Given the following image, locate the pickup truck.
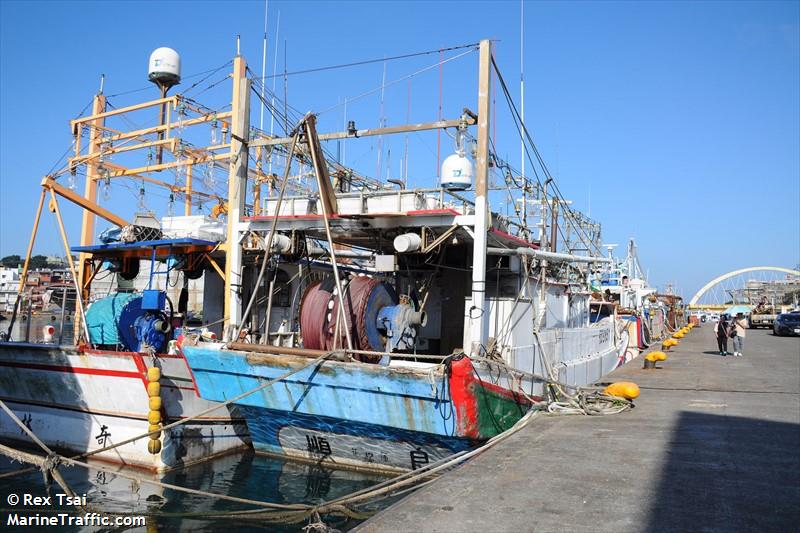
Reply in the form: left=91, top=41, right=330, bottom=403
left=749, top=310, right=776, bottom=328
left=750, top=303, right=789, bottom=329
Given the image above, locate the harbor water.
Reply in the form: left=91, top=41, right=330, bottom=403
left=0, top=448, right=395, bottom=531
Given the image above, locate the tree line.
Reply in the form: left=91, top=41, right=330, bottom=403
left=0, top=255, right=67, bottom=269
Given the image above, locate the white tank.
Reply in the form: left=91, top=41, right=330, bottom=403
left=148, top=47, right=181, bottom=87
left=440, top=153, right=474, bottom=190
left=393, top=233, right=422, bottom=253
left=264, top=233, right=292, bottom=254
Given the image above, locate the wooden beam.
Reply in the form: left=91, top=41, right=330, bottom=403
left=224, top=56, right=249, bottom=335
left=250, top=116, right=476, bottom=148
left=304, top=114, right=338, bottom=215
left=106, top=111, right=232, bottom=144
left=469, top=39, right=492, bottom=355
left=49, top=190, right=92, bottom=345
left=184, top=164, right=193, bottom=215
left=68, top=138, right=175, bottom=166
left=204, top=253, right=225, bottom=280
left=5, top=189, right=47, bottom=338
left=43, top=177, right=129, bottom=227
left=102, top=152, right=229, bottom=178
left=78, top=94, right=106, bottom=317
left=97, top=162, right=222, bottom=202
left=70, top=96, right=178, bottom=127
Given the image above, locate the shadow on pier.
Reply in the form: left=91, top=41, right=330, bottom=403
left=645, top=411, right=800, bottom=532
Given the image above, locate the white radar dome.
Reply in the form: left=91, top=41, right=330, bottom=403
left=148, top=47, right=181, bottom=88
left=440, top=153, right=474, bottom=190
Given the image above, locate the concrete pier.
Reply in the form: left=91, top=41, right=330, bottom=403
left=358, top=326, right=800, bottom=532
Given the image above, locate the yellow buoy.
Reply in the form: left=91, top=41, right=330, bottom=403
left=147, top=382, right=161, bottom=397
left=147, top=438, right=162, bottom=455
left=147, top=367, right=161, bottom=382
left=148, top=424, right=161, bottom=440
left=148, top=410, right=161, bottom=425
left=646, top=350, right=667, bottom=362
left=604, top=381, right=640, bottom=400
left=148, top=396, right=162, bottom=411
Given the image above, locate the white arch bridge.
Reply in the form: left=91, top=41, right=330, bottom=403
left=688, top=266, right=800, bottom=310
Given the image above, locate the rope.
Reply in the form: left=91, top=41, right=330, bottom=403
left=254, top=42, right=479, bottom=81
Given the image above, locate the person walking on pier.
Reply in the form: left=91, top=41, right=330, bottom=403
left=731, top=313, right=747, bottom=356
left=715, top=314, right=731, bottom=356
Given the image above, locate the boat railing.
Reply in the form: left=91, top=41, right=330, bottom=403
left=3, top=286, right=76, bottom=345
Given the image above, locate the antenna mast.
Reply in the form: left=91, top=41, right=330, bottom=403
left=520, top=0, right=527, bottom=229
left=259, top=0, right=269, bottom=131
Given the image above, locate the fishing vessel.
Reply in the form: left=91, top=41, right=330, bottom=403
left=2, top=39, right=638, bottom=475
left=176, top=39, right=631, bottom=472
left=596, top=239, right=686, bottom=355
left=0, top=48, right=253, bottom=472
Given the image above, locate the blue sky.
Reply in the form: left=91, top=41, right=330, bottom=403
left=1, top=0, right=798, bottom=299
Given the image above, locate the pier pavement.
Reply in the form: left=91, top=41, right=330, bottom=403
left=358, top=326, right=800, bottom=532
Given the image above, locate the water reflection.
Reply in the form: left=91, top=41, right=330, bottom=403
left=0, top=449, right=394, bottom=532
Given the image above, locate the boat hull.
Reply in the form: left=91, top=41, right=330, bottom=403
left=182, top=343, right=531, bottom=473
left=0, top=342, right=250, bottom=472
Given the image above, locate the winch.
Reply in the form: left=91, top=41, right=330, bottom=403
left=85, top=290, right=171, bottom=352
left=299, top=276, right=426, bottom=362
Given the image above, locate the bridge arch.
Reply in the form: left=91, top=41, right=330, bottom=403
left=689, top=266, right=800, bottom=306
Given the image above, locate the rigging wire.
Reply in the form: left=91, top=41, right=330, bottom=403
left=106, top=61, right=234, bottom=98
left=251, top=42, right=479, bottom=81
left=491, top=57, right=603, bottom=256
left=44, top=97, right=97, bottom=177
left=317, top=47, right=477, bottom=117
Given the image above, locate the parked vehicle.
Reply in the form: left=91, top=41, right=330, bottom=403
left=750, top=301, right=778, bottom=329
left=773, top=311, right=800, bottom=337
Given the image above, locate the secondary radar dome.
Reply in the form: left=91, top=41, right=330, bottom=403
left=148, top=47, right=181, bottom=88
left=440, top=153, right=474, bottom=190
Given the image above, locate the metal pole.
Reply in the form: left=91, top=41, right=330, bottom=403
left=156, top=85, right=167, bottom=164
left=24, top=296, right=32, bottom=342
left=469, top=39, right=492, bottom=355
left=58, top=287, right=67, bottom=344
left=233, top=130, right=300, bottom=343
left=263, top=278, right=275, bottom=344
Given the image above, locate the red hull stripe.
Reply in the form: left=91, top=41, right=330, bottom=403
left=82, top=348, right=182, bottom=359
left=0, top=360, right=142, bottom=380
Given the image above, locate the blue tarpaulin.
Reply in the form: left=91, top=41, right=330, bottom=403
left=724, top=304, right=752, bottom=317
left=85, top=293, right=138, bottom=345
